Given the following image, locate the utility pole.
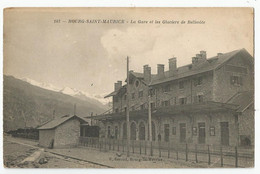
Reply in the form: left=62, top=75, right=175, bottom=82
left=74, top=103, right=76, bottom=115
left=91, top=112, right=93, bottom=126
left=53, top=110, right=55, bottom=120
left=148, top=93, right=152, bottom=142
left=126, top=56, right=130, bottom=157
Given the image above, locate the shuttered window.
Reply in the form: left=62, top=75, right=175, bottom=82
left=179, top=97, right=187, bottom=105
left=194, top=76, right=203, bottom=86
left=230, top=76, right=243, bottom=86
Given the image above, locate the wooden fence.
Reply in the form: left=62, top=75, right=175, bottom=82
left=78, top=137, right=254, bottom=168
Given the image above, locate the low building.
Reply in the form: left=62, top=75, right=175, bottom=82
left=92, top=48, right=254, bottom=147
left=38, top=115, right=88, bottom=148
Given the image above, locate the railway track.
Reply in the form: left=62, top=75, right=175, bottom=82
left=47, top=150, right=114, bottom=168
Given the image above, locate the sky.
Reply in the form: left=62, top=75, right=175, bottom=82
left=3, top=8, right=254, bottom=97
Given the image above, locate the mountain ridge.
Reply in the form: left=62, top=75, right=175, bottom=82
left=21, top=77, right=110, bottom=105
left=3, top=75, right=108, bottom=131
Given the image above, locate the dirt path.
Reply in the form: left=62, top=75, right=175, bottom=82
left=3, top=136, right=107, bottom=168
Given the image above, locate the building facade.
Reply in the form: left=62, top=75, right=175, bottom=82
left=38, top=115, right=88, bottom=148
left=94, top=49, right=254, bottom=147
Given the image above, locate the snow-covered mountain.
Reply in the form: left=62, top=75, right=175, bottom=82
left=20, top=77, right=110, bottom=105
left=59, top=87, right=111, bottom=105
left=59, top=87, right=81, bottom=96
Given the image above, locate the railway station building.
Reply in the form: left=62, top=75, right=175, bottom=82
left=93, top=49, right=254, bottom=147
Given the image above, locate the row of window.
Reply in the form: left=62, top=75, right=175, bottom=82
left=130, top=91, right=143, bottom=100
left=164, top=122, right=217, bottom=143
left=114, top=91, right=144, bottom=103
left=115, top=95, right=204, bottom=113
left=162, top=95, right=204, bottom=106
left=156, top=75, right=243, bottom=93
left=114, top=75, right=242, bottom=103
left=159, top=77, right=203, bottom=93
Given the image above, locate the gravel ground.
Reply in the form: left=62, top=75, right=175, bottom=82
left=3, top=141, right=38, bottom=168
left=4, top=136, right=252, bottom=168
left=3, top=136, right=106, bottom=168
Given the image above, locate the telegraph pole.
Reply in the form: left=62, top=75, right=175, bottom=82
left=53, top=110, right=55, bottom=120
left=126, top=56, right=130, bottom=157
left=91, top=112, right=93, bottom=126
left=148, top=94, right=152, bottom=142
left=74, top=103, right=76, bottom=115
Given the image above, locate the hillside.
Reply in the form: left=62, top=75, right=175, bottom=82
left=3, top=75, right=107, bottom=131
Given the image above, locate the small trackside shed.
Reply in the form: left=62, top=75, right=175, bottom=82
left=37, top=115, right=88, bottom=148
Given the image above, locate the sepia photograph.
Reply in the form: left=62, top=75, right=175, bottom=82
left=2, top=7, right=254, bottom=168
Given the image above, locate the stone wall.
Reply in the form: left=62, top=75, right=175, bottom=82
left=39, top=129, right=55, bottom=148
left=113, top=78, right=149, bottom=112
left=54, top=118, right=81, bottom=148
left=151, top=71, right=214, bottom=106
left=158, top=112, right=239, bottom=146
left=238, top=104, right=254, bottom=146
left=213, top=54, right=254, bottom=102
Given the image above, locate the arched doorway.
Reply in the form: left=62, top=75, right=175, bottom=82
left=139, top=122, right=146, bottom=140
left=122, top=123, right=127, bottom=139
left=130, top=122, right=137, bottom=140
left=152, top=121, right=156, bottom=141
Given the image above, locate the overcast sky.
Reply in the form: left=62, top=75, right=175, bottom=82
left=4, top=8, right=253, bottom=97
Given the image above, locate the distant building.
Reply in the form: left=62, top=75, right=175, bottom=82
left=38, top=115, right=88, bottom=148
left=93, top=49, right=254, bottom=147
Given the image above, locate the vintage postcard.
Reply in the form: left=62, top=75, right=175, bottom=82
left=3, top=7, right=254, bottom=168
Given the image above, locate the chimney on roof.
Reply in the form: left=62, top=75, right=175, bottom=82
left=200, top=51, right=207, bottom=60
left=157, top=64, right=165, bottom=79
left=169, top=57, right=177, bottom=77
left=217, top=53, right=223, bottom=57
left=114, top=81, right=122, bottom=91
left=192, top=57, right=199, bottom=64
left=143, top=65, right=151, bottom=83
left=196, top=54, right=202, bottom=59
left=192, top=51, right=207, bottom=65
